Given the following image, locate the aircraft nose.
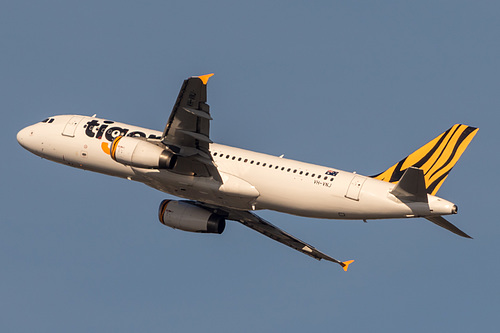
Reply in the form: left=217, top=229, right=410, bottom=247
left=17, top=127, right=27, bottom=146
left=17, top=126, right=35, bottom=151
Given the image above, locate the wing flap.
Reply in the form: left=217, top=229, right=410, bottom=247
left=183, top=107, right=213, bottom=120
left=177, top=129, right=213, bottom=143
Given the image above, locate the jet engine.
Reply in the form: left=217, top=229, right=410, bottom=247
left=158, top=200, right=226, bottom=234
left=110, top=136, right=177, bottom=169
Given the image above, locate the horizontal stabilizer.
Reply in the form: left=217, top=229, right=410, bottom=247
left=425, top=216, right=472, bottom=238
left=390, top=167, right=428, bottom=202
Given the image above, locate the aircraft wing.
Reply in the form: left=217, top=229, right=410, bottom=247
left=193, top=202, right=353, bottom=270
left=161, top=74, right=220, bottom=180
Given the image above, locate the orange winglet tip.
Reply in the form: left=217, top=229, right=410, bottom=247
left=341, top=260, right=354, bottom=271
left=197, top=73, right=214, bottom=85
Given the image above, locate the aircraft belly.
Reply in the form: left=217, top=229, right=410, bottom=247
left=345, top=178, right=416, bottom=219
left=253, top=173, right=415, bottom=220
left=218, top=172, right=259, bottom=198
left=139, top=170, right=259, bottom=211
left=251, top=174, right=343, bottom=218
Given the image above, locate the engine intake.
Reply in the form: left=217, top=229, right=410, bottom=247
left=158, top=200, right=225, bottom=234
left=110, top=136, right=177, bottom=169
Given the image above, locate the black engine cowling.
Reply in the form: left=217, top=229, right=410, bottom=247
left=110, top=136, right=177, bottom=169
left=158, top=200, right=225, bottom=234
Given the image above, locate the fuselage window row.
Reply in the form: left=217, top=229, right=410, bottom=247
left=213, top=152, right=334, bottom=181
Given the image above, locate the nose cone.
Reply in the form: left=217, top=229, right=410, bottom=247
left=17, top=127, right=29, bottom=147
left=17, top=125, right=37, bottom=152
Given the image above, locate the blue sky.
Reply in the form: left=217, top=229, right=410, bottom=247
left=2, top=1, right=499, bottom=332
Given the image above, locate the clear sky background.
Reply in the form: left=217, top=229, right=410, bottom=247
left=1, top=1, right=498, bottom=332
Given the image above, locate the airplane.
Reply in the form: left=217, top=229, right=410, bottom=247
left=16, top=74, right=478, bottom=271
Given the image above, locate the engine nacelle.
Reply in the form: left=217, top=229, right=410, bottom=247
left=158, top=200, right=226, bottom=234
left=110, top=136, right=176, bottom=169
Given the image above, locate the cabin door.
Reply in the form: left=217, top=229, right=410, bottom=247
left=62, top=116, right=84, bottom=137
left=345, top=176, right=366, bottom=201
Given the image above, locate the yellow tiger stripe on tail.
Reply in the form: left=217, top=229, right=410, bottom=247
left=372, top=124, right=478, bottom=195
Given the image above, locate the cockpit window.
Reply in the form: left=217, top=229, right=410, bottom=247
left=41, top=118, right=49, bottom=123
left=48, top=118, right=54, bottom=123
left=41, top=118, right=55, bottom=123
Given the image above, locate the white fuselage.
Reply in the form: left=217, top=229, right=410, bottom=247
left=17, top=115, right=457, bottom=220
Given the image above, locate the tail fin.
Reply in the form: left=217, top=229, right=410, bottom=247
left=372, top=124, right=478, bottom=195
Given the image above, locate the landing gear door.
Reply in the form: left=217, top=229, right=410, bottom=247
left=345, top=175, right=366, bottom=201
left=62, top=116, right=84, bottom=137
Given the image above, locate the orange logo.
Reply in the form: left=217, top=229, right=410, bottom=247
left=101, top=142, right=110, bottom=155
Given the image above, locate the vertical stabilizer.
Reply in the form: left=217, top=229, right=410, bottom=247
left=372, top=124, right=478, bottom=195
